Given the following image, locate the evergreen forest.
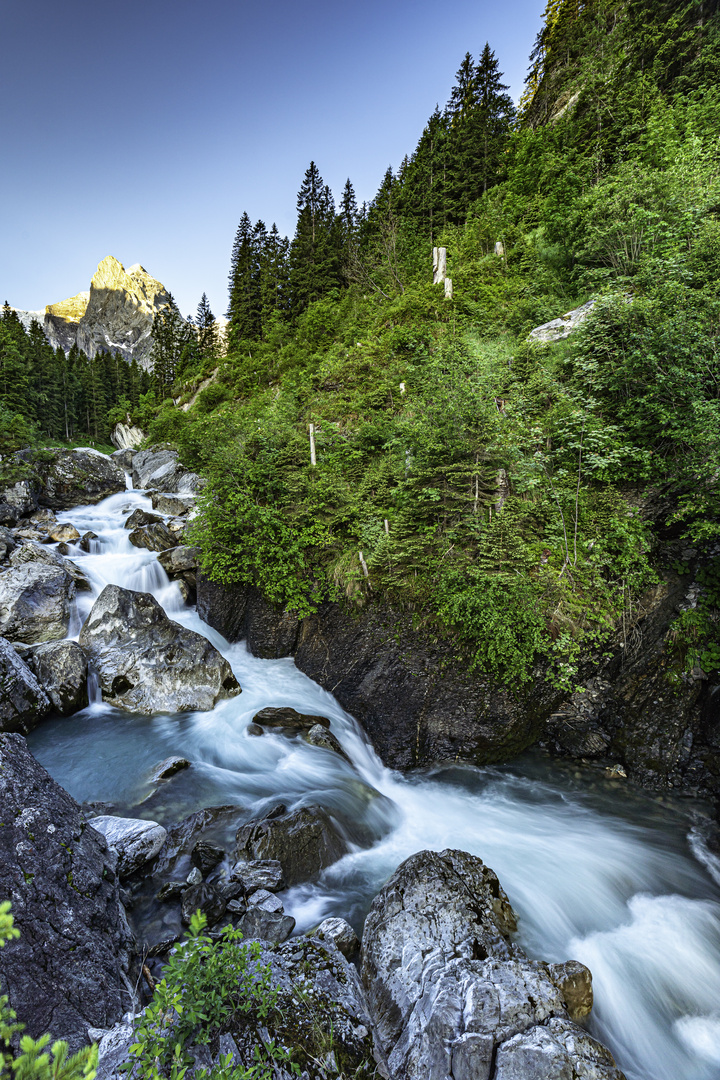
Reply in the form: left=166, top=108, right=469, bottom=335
left=4, top=0, right=720, bottom=690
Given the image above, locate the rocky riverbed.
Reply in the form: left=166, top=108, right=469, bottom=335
left=1, top=447, right=720, bottom=1080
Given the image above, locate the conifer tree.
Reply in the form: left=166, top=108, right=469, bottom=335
left=195, top=293, right=218, bottom=361
left=289, top=162, right=341, bottom=312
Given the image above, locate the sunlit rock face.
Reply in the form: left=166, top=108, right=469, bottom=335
left=43, top=256, right=171, bottom=368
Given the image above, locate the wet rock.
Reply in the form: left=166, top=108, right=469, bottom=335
left=29, top=508, right=57, bottom=530
left=0, top=733, right=135, bottom=1051
left=157, top=545, right=199, bottom=575
left=239, top=906, right=295, bottom=943
left=229, top=858, right=285, bottom=894
left=128, top=521, right=175, bottom=552
left=252, top=707, right=330, bottom=732
left=197, top=572, right=249, bottom=642
left=88, top=815, right=167, bottom=877
left=181, top=882, right=226, bottom=927
left=79, top=530, right=98, bottom=551
left=316, top=917, right=360, bottom=959
left=27, top=640, right=89, bottom=715
left=235, top=806, right=348, bottom=886
left=305, top=723, right=351, bottom=762
left=247, top=888, right=284, bottom=914
left=151, top=493, right=196, bottom=516
left=153, top=805, right=245, bottom=876
left=361, top=848, right=622, bottom=1080
left=246, top=722, right=263, bottom=736
left=0, top=562, right=75, bottom=643
left=245, top=588, right=300, bottom=658
left=33, top=448, right=126, bottom=510
left=78, top=584, right=242, bottom=714
left=150, top=755, right=190, bottom=782
left=155, top=881, right=186, bottom=903
left=0, top=502, right=18, bottom=527
left=0, top=636, right=51, bottom=734
left=190, top=840, right=224, bottom=875
left=547, top=960, right=594, bottom=1021
left=176, top=578, right=194, bottom=605
left=49, top=523, right=80, bottom=543
left=186, top=866, right=203, bottom=885
left=124, top=508, right=162, bottom=529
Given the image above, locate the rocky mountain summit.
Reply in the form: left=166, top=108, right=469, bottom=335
left=13, top=256, right=171, bottom=368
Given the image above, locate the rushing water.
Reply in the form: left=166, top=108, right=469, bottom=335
left=26, top=483, right=720, bottom=1080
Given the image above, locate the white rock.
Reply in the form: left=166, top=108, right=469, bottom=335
left=88, top=815, right=167, bottom=878
left=528, top=300, right=597, bottom=343
left=248, top=888, right=284, bottom=914
left=316, top=916, right=360, bottom=958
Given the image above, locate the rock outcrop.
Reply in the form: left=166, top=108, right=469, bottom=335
left=361, top=848, right=624, bottom=1080
left=110, top=422, right=145, bottom=451
left=130, top=447, right=203, bottom=495
left=0, top=636, right=51, bottom=733
left=78, top=585, right=241, bottom=714
left=528, top=300, right=597, bottom=342
left=88, top=816, right=167, bottom=878
left=44, top=257, right=171, bottom=367
left=0, top=733, right=136, bottom=1052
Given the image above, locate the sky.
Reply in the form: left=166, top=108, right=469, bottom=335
left=1, top=0, right=545, bottom=320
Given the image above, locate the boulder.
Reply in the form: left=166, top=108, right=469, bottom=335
left=247, top=889, right=284, bottom=914
left=229, top=859, right=285, bottom=894
left=110, top=448, right=137, bottom=471
left=0, top=502, right=18, bottom=527
left=235, top=806, right=348, bottom=886
left=0, top=636, right=51, bottom=733
left=123, top=508, right=162, bottom=529
left=130, top=448, right=188, bottom=491
left=361, top=849, right=624, bottom=1080
left=0, top=480, right=38, bottom=517
left=244, top=588, right=300, bottom=658
left=180, top=882, right=226, bottom=927
left=150, top=755, right=190, bottom=782
left=151, top=493, right=196, bottom=516
left=88, top=816, right=167, bottom=878
left=10, top=540, right=91, bottom=592
left=305, top=724, right=351, bottom=762
left=27, top=640, right=88, bottom=715
left=32, top=448, right=126, bottom=510
left=128, top=522, right=176, bottom=552
left=190, top=840, right=224, bottom=875
left=0, top=733, right=136, bottom=1051
left=48, top=523, right=80, bottom=544
left=0, top=526, right=15, bottom=560
left=0, top=562, right=75, bottom=643
left=157, top=545, right=199, bottom=575
left=79, top=531, right=98, bottom=552
left=239, top=907, right=295, bottom=944
left=78, top=585, right=242, bottom=714
left=252, top=707, right=330, bottom=732
left=315, top=917, right=360, bottom=958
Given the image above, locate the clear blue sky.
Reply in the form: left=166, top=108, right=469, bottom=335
left=2, top=0, right=545, bottom=320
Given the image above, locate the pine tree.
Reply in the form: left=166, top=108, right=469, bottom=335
left=150, top=295, right=191, bottom=395
left=289, top=162, right=341, bottom=312
left=195, top=293, right=219, bottom=361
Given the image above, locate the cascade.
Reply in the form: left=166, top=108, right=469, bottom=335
left=27, top=484, right=720, bottom=1080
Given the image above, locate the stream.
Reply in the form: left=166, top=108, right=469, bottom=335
left=26, top=483, right=720, bottom=1080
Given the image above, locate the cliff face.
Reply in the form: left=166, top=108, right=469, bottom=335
left=43, top=256, right=171, bottom=368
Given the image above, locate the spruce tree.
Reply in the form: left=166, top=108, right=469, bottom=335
left=195, top=293, right=219, bottom=361
left=289, top=162, right=341, bottom=312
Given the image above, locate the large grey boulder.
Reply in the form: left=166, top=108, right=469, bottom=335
left=130, top=448, right=200, bottom=493
left=127, top=521, right=175, bottom=552
left=151, top=493, right=196, bottom=516
left=110, top=422, right=145, bottom=451
left=10, top=540, right=91, bottom=592
left=27, top=640, right=89, bottom=715
left=32, top=448, right=126, bottom=510
left=0, top=636, right=51, bottom=733
left=111, top=447, right=137, bottom=471
left=0, top=562, right=75, bottom=643
left=78, top=585, right=241, bottom=714
left=88, top=816, right=167, bottom=878
left=235, top=805, right=348, bottom=886
left=157, top=545, right=199, bottom=575
left=0, top=733, right=136, bottom=1052
left=0, top=480, right=38, bottom=518
left=361, top=848, right=625, bottom=1080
